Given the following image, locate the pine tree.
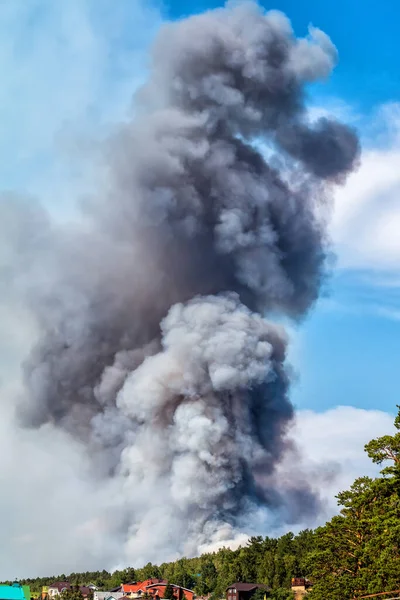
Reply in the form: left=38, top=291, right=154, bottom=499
left=307, top=407, right=400, bottom=599
left=365, top=404, right=400, bottom=478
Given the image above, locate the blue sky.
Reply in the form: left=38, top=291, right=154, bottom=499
left=1, top=0, right=400, bottom=577
left=291, top=274, right=400, bottom=412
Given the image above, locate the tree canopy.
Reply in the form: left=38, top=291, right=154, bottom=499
left=308, top=406, right=400, bottom=599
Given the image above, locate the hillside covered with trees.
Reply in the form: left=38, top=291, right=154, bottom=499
left=5, top=407, right=400, bottom=600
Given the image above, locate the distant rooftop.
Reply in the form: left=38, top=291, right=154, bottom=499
left=0, top=583, right=27, bottom=600
left=48, top=584, right=70, bottom=593
left=226, top=584, right=270, bottom=592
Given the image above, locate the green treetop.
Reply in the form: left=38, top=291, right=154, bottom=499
left=307, top=407, right=400, bottom=600
left=163, top=584, right=175, bottom=600
left=365, top=404, right=400, bottom=478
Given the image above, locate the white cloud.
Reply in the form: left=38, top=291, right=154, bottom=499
left=280, top=406, right=394, bottom=522
left=330, top=103, right=400, bottom=272
left=307, top=97, right=360, bottom=125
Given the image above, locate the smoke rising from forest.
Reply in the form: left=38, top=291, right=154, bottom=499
left=5, top=1, right=359, bottom=561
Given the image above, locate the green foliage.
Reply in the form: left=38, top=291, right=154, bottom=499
left=194, top=557, right=218, bottom=596
left=61, top=588, right=84, bottom=600
left=170, top=559, right=196, bottom=590
left=364, top=405, right=400, bottom=477
left=269, top=589, right=294, bottom=600
left=136, top=564, right=161, bottom=582
left=121, top=568, right=136, bottom=584
left=308, top=406, right=400, bottom=600
left=163, top=584, right=175, bottom=600
left=251, top=588, right=267, bottom=600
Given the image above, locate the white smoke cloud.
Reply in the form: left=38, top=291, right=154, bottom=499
left=0, top=0, right=162, bottom=580
left=8, top=3, right=360, bottom=574
left=112, top=294, right=291, bottom=561
left=0, top=394, right=122, bottom=579
left=0, top=396, right=392, bottom=578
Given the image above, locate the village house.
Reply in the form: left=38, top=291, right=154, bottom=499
left=0, top=583, right=30, bottom=600
left=93, top=592, right=125, bottom=600
left=47, top=584, right=70, bottom=598
left=118, top=581, right=195, bottom=600
left=121, top=581, right=167, bottom=598
left=290, top=578, right=312, bottom=600
left=47, top=583, right=92, bottom=599
left=226, top=583, right=270, bottom=600
left=60, top=580, right=194, bottom=600
left=146, top=583, right=194, bottom=600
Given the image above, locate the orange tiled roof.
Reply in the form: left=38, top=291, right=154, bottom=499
left=122, top=581, right=168, bottom=594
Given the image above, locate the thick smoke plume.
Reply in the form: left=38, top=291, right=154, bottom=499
left=14, top=1, right=359, bottom=560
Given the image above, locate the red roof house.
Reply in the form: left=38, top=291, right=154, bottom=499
left=121, top=582, right=194, bottom=600
left=147, top=584, right=194, bottom=600
left=122, top=581, right=167, bottom=597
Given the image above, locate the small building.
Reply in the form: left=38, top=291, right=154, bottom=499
left=226, top=583, right=270, bottom=600
left=120, top=582, right=194, bottom=600
left=47, top=584, right=92, bottom=599
left=146, top=584, right=194, bottom=600
left=0, top=583, right=30, bottom=600
left=291, top=579, right=312, bottom=600
left=93, top=592, right=125, bottom=600
left=121, top=581, right=167, bottom=599
left=48, top=584, right=70, bottom=598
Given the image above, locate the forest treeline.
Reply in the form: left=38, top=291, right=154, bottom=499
left=7, top=407, right=400, bottom=600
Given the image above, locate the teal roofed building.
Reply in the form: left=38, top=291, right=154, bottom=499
left=0, top=583, right=30, bottom=600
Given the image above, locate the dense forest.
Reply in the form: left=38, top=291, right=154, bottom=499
left=6, top=407, right=400, bottom=600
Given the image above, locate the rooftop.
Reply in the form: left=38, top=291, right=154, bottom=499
left=122, top=582, right=167, bottom=594
left=146, top=584, right=194, bottom=593
left=48, top=585, right=71, bottom=593
left=226, top=584, right=270, bottom=592
left=0, top=583, right=27, bottom=600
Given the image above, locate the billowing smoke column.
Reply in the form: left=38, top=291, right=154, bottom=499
left=19, top=2, right=359, bottom=559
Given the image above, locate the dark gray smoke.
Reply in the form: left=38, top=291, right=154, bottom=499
left=15, top=1, right=359, bottom=558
